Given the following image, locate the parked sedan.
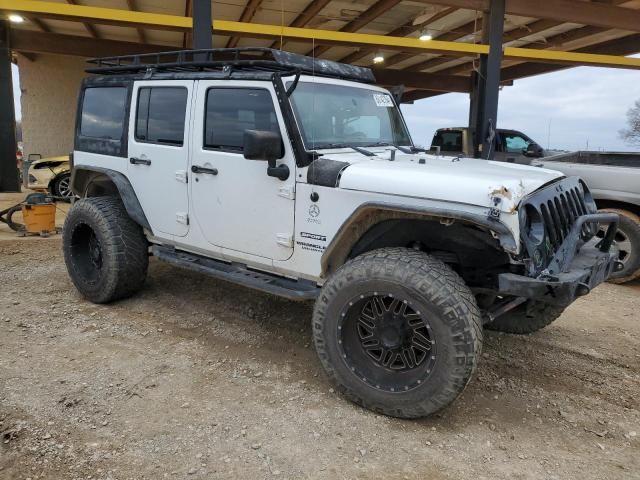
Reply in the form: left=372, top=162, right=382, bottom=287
left=27, top=155, right=73, bottom=198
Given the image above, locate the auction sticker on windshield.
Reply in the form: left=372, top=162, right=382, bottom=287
left=373, top=93, right=394, bottom=107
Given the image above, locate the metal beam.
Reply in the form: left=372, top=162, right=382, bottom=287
left=27, top=16, right=50, bottom=32
left=10, top=30, right=175, bottom=57
left=227, top=0, right=263, bottom=49
left=417, top=0, right=640, bottom=32
left=403, top=32, right=640, bottom=103
left=65, top=0, right=99, bottom=38
left=406, top=17, right=556, bottom=73
left=379, top=16, right=480, bottom=69
left=338, top=7, right=457, bottom=64
left=472, top=0, right=504, bottom=159
left=0, top=20, right=20, bottom=192
left=374, top=68, right=470, bottom=92
left=7, top=29, right=470, bottom=93
left=397, top=0, right=626, bottom=73
left=308, top=0, right=403, bottom=58
left=2, top=1, right=640, bottom=69
left=502, top=33, right=640, bottom=81
left=438, top=23, right=634, bottom=77
left=192, top=0, right=212, bottom=50
left=125, top=0, right=146, bottom=43
left=183, top=0, right=192, bottom=48
left=269, top=0, right=332, bottom=50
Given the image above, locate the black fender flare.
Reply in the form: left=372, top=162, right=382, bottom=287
left=70, top=166, right=152, bottom=233
left=320, top=202, right=517, bottom=277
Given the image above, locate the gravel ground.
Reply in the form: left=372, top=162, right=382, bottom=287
left=0, top=202, right=639, bottom=479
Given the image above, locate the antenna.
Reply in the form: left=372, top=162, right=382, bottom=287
left=547, top=118, right=551, bottom=150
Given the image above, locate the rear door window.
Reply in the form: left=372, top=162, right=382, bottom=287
left=135, top=87, right=188, bottom=146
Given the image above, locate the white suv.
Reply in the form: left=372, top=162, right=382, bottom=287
left=63, top=48, right=620, bottom=418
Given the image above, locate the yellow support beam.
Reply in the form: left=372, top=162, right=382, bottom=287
left=0, top=0, right=486, bottom=56
left=503, top=46, right=640, bottom=70
left=1, top=0, right=640, bottom=69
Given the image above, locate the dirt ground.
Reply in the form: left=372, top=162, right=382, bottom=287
left=0, top=192, right=639, bottom=480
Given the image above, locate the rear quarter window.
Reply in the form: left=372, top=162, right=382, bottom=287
left=75, top=83, right=131, bottom=157
left=80, top=87, right=127, bottom=139
left=432, top=130, right=463, bottom=153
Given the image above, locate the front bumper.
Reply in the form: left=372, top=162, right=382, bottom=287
left=497, top=213, right=620, bottom=307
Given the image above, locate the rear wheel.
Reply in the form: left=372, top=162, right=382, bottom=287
left=313, top=248, right=482, bottom=418
left=486, top=300, right=565, bottom=334
left=597, top=208, right=640, bottom=284
left=63, top=196, right=148, bottom=303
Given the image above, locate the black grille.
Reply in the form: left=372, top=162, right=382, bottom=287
left=539, top=185, right=590, bottom=249
left=519, top=177, right=596, bottom=274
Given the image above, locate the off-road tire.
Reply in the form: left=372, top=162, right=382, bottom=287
left=312, top=248, right=482, bottom=418
left=63, top=196, right=148, bottom=303
left=486, top=301, right=565, bottom=334
left=599, top=208, right=640, bottom=284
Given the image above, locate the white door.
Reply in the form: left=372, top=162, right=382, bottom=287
left=191, top=81, right=296, bottom=261
left=127, top=81, right=193, bottom=237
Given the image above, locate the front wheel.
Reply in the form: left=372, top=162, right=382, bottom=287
left=51, top=172, right=74, bottom=199
left=312, top=248, right=482, bottom=419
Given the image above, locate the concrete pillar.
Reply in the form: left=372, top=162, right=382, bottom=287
left=0, top=21, right=20, bottom=192
left=18, top=53, right=86, bottom=160
left=469, top=0, right=505, bottom=159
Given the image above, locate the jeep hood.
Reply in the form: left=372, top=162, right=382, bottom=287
left=331, top=152, right=564, bottom=212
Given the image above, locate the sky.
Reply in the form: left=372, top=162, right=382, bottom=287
left=12, top=61, right=640, bottom=152
left=401, top=62, right=640, bottom=152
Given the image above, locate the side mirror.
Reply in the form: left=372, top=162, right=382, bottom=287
left=524, top=143, right=543, bottom=157
left=243, top=130, right=289, bottom=181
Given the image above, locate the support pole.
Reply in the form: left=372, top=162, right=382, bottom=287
left=0, top=20, right=20, bottom=192
left=469, top=0, right=504, bottom=159
left=192, top=0, right=212, bottom=50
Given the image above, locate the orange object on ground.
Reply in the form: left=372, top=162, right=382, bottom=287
left=21, top=203, right=56, bottom=234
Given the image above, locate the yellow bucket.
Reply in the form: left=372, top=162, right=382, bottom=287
left=21, top=203, right=56, bottom=234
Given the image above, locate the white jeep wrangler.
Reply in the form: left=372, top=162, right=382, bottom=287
left=63, top=49, right=621, bottom=418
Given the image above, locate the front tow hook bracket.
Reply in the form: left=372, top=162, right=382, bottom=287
left=575, top=282, right=591, bottom=297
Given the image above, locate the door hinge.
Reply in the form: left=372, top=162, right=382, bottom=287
left=175, top=170, right=188, bottom=183
left=277, top=185, right=295, bottom=200
left=176, top=212, right=189, bottom=225
left=276, top=233, right=293, bottom=248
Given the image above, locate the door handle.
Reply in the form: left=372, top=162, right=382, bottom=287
left=191, top=165, right=218, bottom=175
left=130, top=157, right=151, bottom=166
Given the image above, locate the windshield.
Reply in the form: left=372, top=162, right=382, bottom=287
left=288, top=82, right=413, bottom=150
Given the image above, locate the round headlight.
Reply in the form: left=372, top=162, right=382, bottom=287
left=524, top=204, right=545, bottom=245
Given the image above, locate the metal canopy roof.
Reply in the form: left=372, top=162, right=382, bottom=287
left=2, top=0, right=640, bottom=101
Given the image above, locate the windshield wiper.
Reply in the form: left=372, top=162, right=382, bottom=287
left=366, top=142, right=420, bottom=154
left=321, top=143, right=376, bottom=157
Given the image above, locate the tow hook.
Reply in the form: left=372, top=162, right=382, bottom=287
left=575, top=282, right=591, bottom=297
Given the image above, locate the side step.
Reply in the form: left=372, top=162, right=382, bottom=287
left=152, top=245, right=319, bottom=301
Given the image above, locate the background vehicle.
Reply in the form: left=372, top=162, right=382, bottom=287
left=534, top=151, right=640, bottom=283
left=430, top=127, right=555, bottom=164
left=63, top=48, right=620, bottom=419
left=26, top=154, right=73, bottom=198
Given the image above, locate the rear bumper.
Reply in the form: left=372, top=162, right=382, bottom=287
left=497, top=213, right=620, bottom=307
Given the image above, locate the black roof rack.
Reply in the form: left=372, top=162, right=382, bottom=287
left=86, top=47, right=376, bottom=83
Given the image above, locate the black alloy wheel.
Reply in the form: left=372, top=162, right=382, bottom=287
left=339, top=293, right=437, bottom=393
